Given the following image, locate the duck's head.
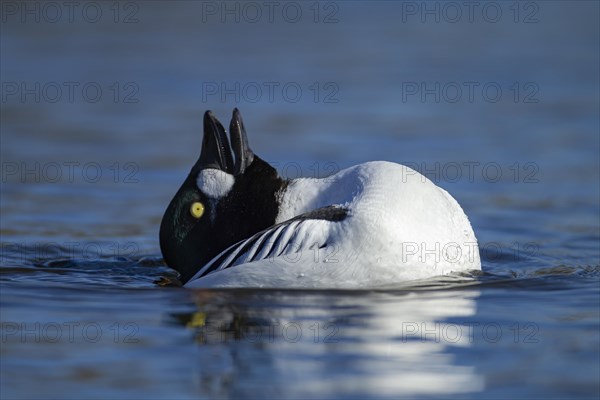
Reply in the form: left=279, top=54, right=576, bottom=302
left=159, top=109, right=284, bottom=283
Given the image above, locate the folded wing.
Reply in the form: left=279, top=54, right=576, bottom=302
left=188, top=205, right=348, bottom=281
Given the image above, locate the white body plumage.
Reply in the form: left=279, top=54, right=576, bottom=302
left=186, top=161, right=480, bottom=288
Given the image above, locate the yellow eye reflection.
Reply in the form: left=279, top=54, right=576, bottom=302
left=190, top=202, right=205, bottom=219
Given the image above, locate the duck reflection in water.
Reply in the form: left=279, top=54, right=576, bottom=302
left=170, top=282, right=484, bottom=397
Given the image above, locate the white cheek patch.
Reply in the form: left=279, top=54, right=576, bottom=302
left=196, top=168, right=235, bottom=199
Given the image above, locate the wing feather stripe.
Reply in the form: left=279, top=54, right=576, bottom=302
left=193, top=243, right=237, bottom=279
left=188, top=205, right=349, bottom=282
left=192, top=227, right=273, bottom=278
left=262, top=224, right=293, bottom=260
left=252, top=224, right=287, bottom=262
left=220, top=229, right=273, bottom=271
left=272, top=220, right=301, bottom=258
left=234, top=230, right=271, bottom=266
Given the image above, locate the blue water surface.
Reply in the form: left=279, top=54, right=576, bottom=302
left=1, top=2, right=599, bottom=399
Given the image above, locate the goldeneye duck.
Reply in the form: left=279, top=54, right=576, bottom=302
left=159, top=109, right=481, bottom=288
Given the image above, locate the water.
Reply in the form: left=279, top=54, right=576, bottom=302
left=1, top=1, right=599, bottom=398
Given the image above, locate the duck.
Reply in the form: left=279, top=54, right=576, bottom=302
left=159, top=109, right=481, bottom=288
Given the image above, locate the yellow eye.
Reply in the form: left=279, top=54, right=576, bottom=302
left=190, top=202, right=205, bottom=219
